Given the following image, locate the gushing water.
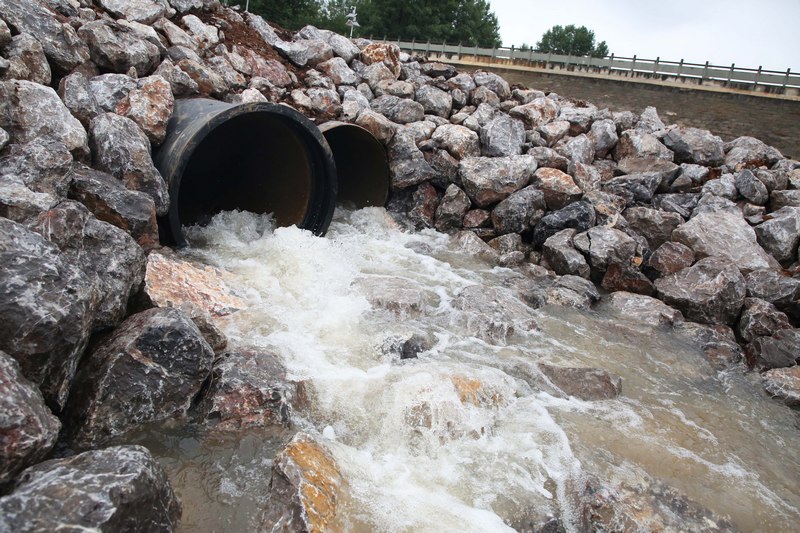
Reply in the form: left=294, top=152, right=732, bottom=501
left=136, top=208, right=800, bottom=532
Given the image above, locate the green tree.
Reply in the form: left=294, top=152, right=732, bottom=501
left=535, top=24, right=609, bottom=57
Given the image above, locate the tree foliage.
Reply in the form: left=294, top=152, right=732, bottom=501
left=535, top=24, right=609, bottom=57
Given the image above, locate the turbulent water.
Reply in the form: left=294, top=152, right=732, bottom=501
left=134, top=208, right=800, bottom=532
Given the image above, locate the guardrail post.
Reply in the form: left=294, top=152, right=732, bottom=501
left=783, top=68, right=791, bottom=89
left=702, top=61, right=709, bottom=82
left=528, top=47, right=533, bottom=63
left=653, top=57, right=659, bottom=74
left=727, top=63, right=735, bottom=83
left=458, top=41, right=462, bottom=57
left=631, top=54, right=636, bottom=75
left=754, top=66, right=762, bottom=88
left=411, top=36, right=415, bottom=53
left=442, top=40, right=446, bottom=56
left=609, top=52, right=614, bottom=73
left=491, top=45, right=496, bottom=60
left=677, top=58, right=683, bottom=78
left=547, top=51, right=552, bottom=69
left=426, top=39, right=430, bottom=55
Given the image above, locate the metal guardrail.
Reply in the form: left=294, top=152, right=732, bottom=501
left=376, top=38, right=799, bottom=91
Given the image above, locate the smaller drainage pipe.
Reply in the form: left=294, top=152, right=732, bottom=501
left=154, top=99, right=337, bottom=247
left=319, top=122, right=390, bottom=209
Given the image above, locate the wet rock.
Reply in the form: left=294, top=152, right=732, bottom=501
left=613, top=130, right=673, bottom=161
left=176, top=58, right=229, bottom=97
left=453, top=230, right=500, bottom=264
left=431, top=124, right=481, bottom=160
left=601, top=262, right=655, bottom=295
left=655, top=257, right=746, bottom=325
left=529, top=146, right=569, bottom=172
left=746, top=329, right=800, bottom=369
left=195, top=350, right=294, bottom=430
left=407, top=181, right=440, bottom=229
left=735, top=169, right=769, bottom=205
left=762, top=366, right=800, bottom=407
left=79, top=19, right=160, bottom=75
left=371, top=94, right=424, bottom=124
left=573, top=226, right=637, bottom=273
left=604, top=291, right=683, bottom=327
left=480, top=114, right=525, bottom=157
left=509, top=97, right=560, bottom=128
left=261, top=432, right=344, bottom=533
left=0, top=80, right=88, bottom=157
left=0, top=218, right=95, bottom=411
left=623, top=206, right=683, bottom=249
left=674, top=321, right=742, bottom=369
left=355, top=109, right=397, bottom=144
left=601, top=172, right=663, bottom=205
left=355, top=274, right=440, bottom=317
left=532, top=201, right=596, bottom=248
left=387, top=130, right=436, bottom=189
left=737, top=297, right=792, bottom=343
left=416, top=85, right=452, bottom=118
left=491, top=185, right=546, bottom=235
left=646, top=241, right=695, bottom=278
left=144, top=251, right=246, bottom=318
left=1, top=34, right=51, bottom=85
left=452, top=284, right=537, bottom=343
left=754, top=206, right=800, bottom=264
left=0, top=350, right=60, bottom=486
left=0, top=0, right=89, bottom=73
left=588, top=118, right=618, bottom=158
left=463, top=209, right=491, bottom=229
left=671, top=208, right=779, bottom=273
left=361, top=42, right=401, bottom=77
left=66, top=307, right=214, bottom=447
left=543, top=229, right=590, bottom=278
left=434, top=184, right=470, bottom=232
left=724, top=136, right=783, bottom=171
left=537, top=363, right=622, bottom=401
left=0, top=445, right=181, bottom=532
left=460, top=155, right=537, bottom=207
left=661, top=126, right=724, bottom=166
left=425, top=148, right=461, bottom=188
left=90, top=112, right=170, bottom=216
left=36, top=201, right=146, bottom=330
left=115, top=75, right=174, bottom=146
left=532, top=167, right=582, bottom=210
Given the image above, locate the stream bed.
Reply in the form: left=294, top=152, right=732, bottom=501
left=133, top=208, right=799, bottom=532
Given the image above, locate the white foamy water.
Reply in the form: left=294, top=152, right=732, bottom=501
left=142, top=208, right=800, bottom=532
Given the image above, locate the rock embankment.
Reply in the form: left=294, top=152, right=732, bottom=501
left=1, top=0, right=799, bottom=530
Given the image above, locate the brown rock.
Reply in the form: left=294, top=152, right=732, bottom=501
left=115, top=75, right=174, bottom=146
left=646, top=241, right=695, bottom=278
left=360, top=42, right=401, bottom=77
left=737, top=297, right=792, bottom=343
left=537, top=363, right=622, bottom=400
left=601, top=262, right=655, bottom=295
left=463, top=209, right=491, bottom=228
left=762, top=366, right=800, bottom=407
left=532, top=167, right=582, bottom=210
left=675, top=322, right=742, bottom=369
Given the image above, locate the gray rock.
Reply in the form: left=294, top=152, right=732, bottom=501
left=624, top=206, right=684, bottom=249
left=0, top=127, right=7, bottom=151
left=509, top=97, right=560, bottom=128
left=0, top=445, right=181, bottom=532
left=1, top=34, right=51, bottom=85
left=425, top=148, right=460, bottom=188
left=752, top=167, right=787, bottom=193
left=115, top=75, right=175, bottom=146
left=735, top=169, right=769, bottom=205
left=449, top=73, right=476, bottom=94
left=555, top=133, right=595, bottom=166
left=652, top=193, right=700, bottom=219
left=207, top=56, right=247, bottom=91
left=635, top=106, right=666, bottom=134
left=463, top=102, right=497, bottom=132
left=181, top=14, right=220, bottom=50
left=603, top=291, right=683, bottom=327
left=66, top=307, right=213, bottom=448
left=371, top=94, right=424, bottom=124
left=90, top=112, right=169, bottom=216
left=573, top=226, right=637, bottom=272
left=79, top=19, right=161, bottom=75
left=0, top=138, right=72, bottom=197
left=737, top=297, right=792, bottom=343
left=582, top=190, right=627, bottom=225
left=612, top=110, right=638, bottom=133
left=407, top=181, right=440, bottom=229
left=157, top=19, right=198, bottom=50
left=746, top=329, right=800, bottom=369
left=176, top=58, right=229, bottom=97
left=362, top=61, right=395, bottom=89
left=613, top=130, right=673, bottom=161
left=0, top=350, right=60, bottom=486
left=655, top=257, right=746, bottom=325
left=154, top=58, right=200, bottom=96
left=0, top=218, right=96, bottom=411
left=491, top=185, right=546, bottom=235
left=431, top=124, right=481, bottom=160
left=245, top=12, right=280, bottom=46
left=754, top=206, right=800, bottom=264
left=528, top=146, right=569, bottom=172
left=57, top=72, right=100, bottom=129
left=674, top=322, right=742, bottom=369
left=0, top=0, right=90, bottom=73
left=473, top=70, right=511, bottom=99
left=511, top=87, right=545, bottom=104
left=459, top=155, right=537, bottom=207
left=88, top=73, right=139, bottom=112
left=532, top=167, right=582, bottom=210
left=69, top=164, right=159, bottom=249
left=770, top=189, right=800, bottom=210
left=724, top=136, right=783, bottom=171
left=434, top=184, right=470, bottom=232
left=327, top=32, right=360, bottom=63
left=470, top=85, right=500, bottom=107
left=169, top=0, right=204, bottom=13
left=570, top=162, right=602, bottom=192
left=452, top=284, right=537, bottom=344
left=601, top=262, right=656, bottom=296
left=532, top=201, right=596, bottom=248
left=98, top=0, right=168, bottom=24
left=762, top=366, right=800, bottom=407
left=679, top=163, right=710, bottom=185
left=537, top=363, right=621, bottom=401
left=543, top=229, right=590, bottom=278
left=602, top=172, right=663, bottom=205
left=617, top=157, right=681, bottom=192
left=0, top=80, right=88, bottom=158
left=355, top=109, right=397, bottom=144
left=317, top=56, right=358, bottom=85
left=387, top=130, right=436, bottom=189
left=672, top=208, right=780, bottom=273
left=538, top=120, right=570, bottom=147
left=0, top=17, right=10, bottom=48
left=588, top=118, right=618, bottom=158
left=373, top=79, right=415, bottom=98
left=416, top=85, right=452, bottom=118
left=558, top=105, right=596, bottom=135
left=646, top=241, right=695, bottom=278
left=661, top=126, right=725, bottom=166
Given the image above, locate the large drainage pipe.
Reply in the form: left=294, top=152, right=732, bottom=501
left=154, top=99, right=338, bottom=247
left=318, top=122, right=389, bottom=208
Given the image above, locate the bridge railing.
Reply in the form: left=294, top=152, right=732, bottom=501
left=375, top=38, right=799, bottom=91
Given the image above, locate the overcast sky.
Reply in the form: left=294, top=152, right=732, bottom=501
left=489, top=0, right=799, bottom=72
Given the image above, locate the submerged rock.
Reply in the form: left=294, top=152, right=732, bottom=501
left=603, top=291, right=683, bottom=327
left=537, top=363, right=622, bottom=401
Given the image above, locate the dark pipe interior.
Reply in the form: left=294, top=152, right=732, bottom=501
left=322, top=126, right=389, bottom=208
left=178, top=113, right=311, bottom=228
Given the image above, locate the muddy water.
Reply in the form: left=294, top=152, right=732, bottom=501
left=137, top=208, right=799, bottom=532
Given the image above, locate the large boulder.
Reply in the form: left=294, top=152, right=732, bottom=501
left=613, top=130, right=673, bottom=161
left=431, top=124, right=481, bottom=160
left=416, top=85, right=452, bottom=118
left=532, top=201, right=596, bottom=248
left=1, top=33, right=51, bottom=85
left=317, top=56, right=358, bottom=86
left=65, top=307, right=214, bottom=448
left=555, top=134, right=595, bottom=166
left=479, top=114, right=525, bottom=157
left=536, top=363, right=622, bottom=401
left=0, top=138, right=72, bottom=198
left=672, top=208, right=779, bottom=273
left=98, top=0, right=169, bottom=24
left=360, top=42, right=401, bottom=77
left=0, top=218, right=96, bottom=411
left=0, top=445, right=181, bottom=532
left=115, top=75, right=175, bottom=146
left=573, top=226, right=637, bottom=273
left=434, top=184, right=471, bottom=232
left=0, top=80, right=88, bottom=157
left=387, top=130, right=437, bottom=189
left=491, top=185, right=546, bottom=235
left=78, top=19, right=161, bottom=75
left=744, top=269, right=800, bottom=321
left=509, top=97, right=560, bottom=128
left=542, top=229, right=590, bottom=278
left=459, top=155, right=537, bottom=207
left=588, top=118, right=618, bottom=158
left=90, top=112, right=170, bottom=216
left=734, top=169, right=769, bottom=205
left=624, top=206, right=684, bottom=249
left=746, top=329, right=800, bottom=369
left=601, top=172, right=663, bottom=205
left=531, top=167, right=582, bottom=210
left=724, top=136, right=783, bottom=171
left=754, top=206, right=800, bottom=264
left=0, top=351, right=60, bottom=486
left=737, top=297, right=792, bottom=343
left=661, top=126, right=725, bottom=166
left=655, top=257, right=746, bottom=325
left=473, top=70, right=511, bottom=99
left=370, top=94, right=424, bottom=124
left=603, top=291, right=683, bottom=327
left=451, top=284, right=537, bottom=343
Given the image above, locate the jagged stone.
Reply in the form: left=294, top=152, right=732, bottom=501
left=387, top=130, right=436, bottom=189
left=746, top=329, right=800, bottom=369
left=491, top=185, right=546, bottom=235
left=735, top=169, right=769, bottom=205
left=470, top=85, right=500, bottom=107
left=604, top=291, right=683, bottom=327
left=453, top=230, right=500, bottom=263
left=463, top=102, right=497, bottom=132
left=176, top=58, right=229, bottom=97
left=537, top=363, right=622, bottom=400
left=463, top=209, right=491, bottom=229
left=646, top=241, right=695, bottom=278
left=613, top=130, right=673, bottom=161
left=407, top=181, right=440, bottom=229
left=652, top=193, right=700, bottom=219
left=0, top=445, right=181, bottom=532
left=724, top=136, right=783, bottom=171
left=601, top=262, right=655, bottom=295
left=360, top=42, right=401, bottom=77
left=573, top=226, right=637, bottom=273
left=452, top=284, right=537, bottom=343
left=1, top=34, right=51, bottom=85
left=115, top=75, right=174, bottom=146
left=737, top=297, right=792, bottom=343
left=416, top=85, right=452, bottom=118
left=459, top=155, right=537, bottom=207
left=588, top=118, right=618, bottom=158
left=542, top=229, right=590, bottom=278
left=434, top=184, right=470, bottom=232
left=479, top=114, right=525, bottom=157
left=317, top=56, right=358, bottom=86
left=511, top=87, right=544, bottom=104
left=624, top=206, right=683, bottom=249
left=532, top=201, right=596, bottom=248
left=601, top=172, right=662, bottom=205
left=371, top=94, right=424, bottom=124
left=532, top=167, right=582, bottom=210
left=509, top=97, right=560, bottom=128
left=154, top=58, right=200, bottom=96
left=355, top=109, right=397, bottom=144
left=558, top=105, right=596, bottom=135
left=58, top=72, right=100, bottom=129
left=770, top=189, right=800, bottom=210
left=0, top=138, right=72, bottom=197
left=674, top=322, right=742, bottom=369
left=555, top=133, right=595, bottom=165
left=762, top=366, right=800, bottom=407
left=655, top=257, right=746, bottom=325
left=98, top=0, right=168, bottom=24
left=431, top=124, right=480, bottom=160
left=754, top=206, right=800, bottom=264
left=206, top=56, right=247, bottom=91
left=78, top=19, right=161, bottom=75
left=473, top=70, right=511, bottom=99
left=661, top=126, right=725, bottom=166
left=181, top=14, right=219, bottom=50
left=635, top=106, right=665, bottom=134
left=570, top=162, right=602, bottom=193
left=528, top=146, right=569, bottom=172
left=373, top=79, right=415, bottom=98
left=425, top=148, right=461, bottom=188
left=701, top=174, right=739, bottom=201
left=538, top=120, right=570, bottom=147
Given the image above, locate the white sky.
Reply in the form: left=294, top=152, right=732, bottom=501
left=489, top=0, right=800, bottom=72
